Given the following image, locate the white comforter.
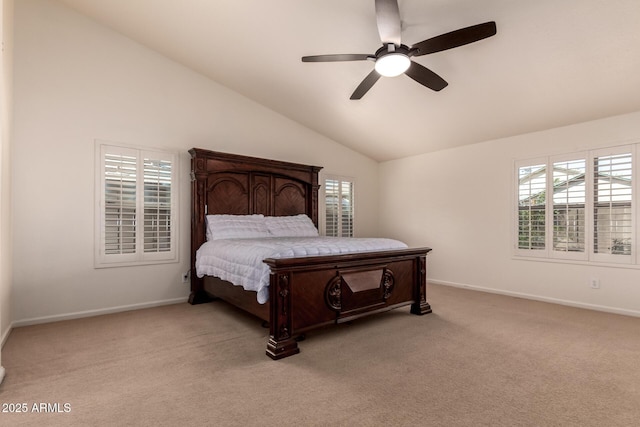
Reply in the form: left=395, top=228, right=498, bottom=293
left=195, top=237, right=408, bottom=304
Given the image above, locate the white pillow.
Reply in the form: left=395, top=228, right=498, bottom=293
left=264, top=214, right=319, bottom=237
left=205, top=214, right=270, bottom=241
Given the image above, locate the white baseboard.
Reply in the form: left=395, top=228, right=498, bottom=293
left=430, top=279, right=640, bottom=318
left=11, top=297, right=189, bottom=328
left=1, top=323, right=11, bottom=349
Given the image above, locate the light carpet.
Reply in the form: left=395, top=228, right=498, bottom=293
left=0, top=284, right=639, bottom=426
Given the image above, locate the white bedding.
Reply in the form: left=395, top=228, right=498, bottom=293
left=195, top=236, right=408, bottom=304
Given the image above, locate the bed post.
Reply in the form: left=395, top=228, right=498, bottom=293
left=265, top=271, right=300, bottom=359
left=309, top=168, right=321, bottom=229
left=189, top=149, right=211, bottom=305
left=410, top=251, right=432, bottom=315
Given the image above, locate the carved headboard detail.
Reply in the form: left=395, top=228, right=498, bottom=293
left=189, top=148, right=322, bottom=294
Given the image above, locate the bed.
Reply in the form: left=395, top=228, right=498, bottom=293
left=189, top=148, right=432, bottom=359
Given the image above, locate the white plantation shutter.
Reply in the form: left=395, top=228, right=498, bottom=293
left=593, top=151, right=633, bottom=260
left=517, top=163, right=546, bottom=251
left=97, top=142, right=178, bottom=267
left=324, top=177, right=354, bottom=237
left=143, top=157, right=173, bottom=253
left=325, top=179, right=339, bottom=237
left=552, top=158, right=586, bottom=258
left=340, top=180, right=354, bottom=237
left=515, top=145, right=635, bottom=264
left=104, top=150, right=137, bottom=255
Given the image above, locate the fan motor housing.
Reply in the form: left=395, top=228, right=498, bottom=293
left=375, top=44, right=413, bottom=59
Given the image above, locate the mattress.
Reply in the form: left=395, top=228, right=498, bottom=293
left=195, top=236, right=408, bottom=304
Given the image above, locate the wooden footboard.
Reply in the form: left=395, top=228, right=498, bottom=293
left=263, top=247, right=431, bottom=359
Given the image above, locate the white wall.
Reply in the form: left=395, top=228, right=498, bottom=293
left=380, top=111, right=640, bottom=316
left=12, top=0, right=379, bottom=324
left=0, top=0, right=14, bottom=382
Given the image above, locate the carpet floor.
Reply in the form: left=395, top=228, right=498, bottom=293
left=0, top=284, right=639, bottom=426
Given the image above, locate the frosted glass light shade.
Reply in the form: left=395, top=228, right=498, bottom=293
left=375, top=53, right=410, bottom=77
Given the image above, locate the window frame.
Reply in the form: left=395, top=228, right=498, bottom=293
left=94, top=140, right=179, bottom=268
left=322, top=174, right=355, bottom=237
left=514, top=144, right=636, bottom=266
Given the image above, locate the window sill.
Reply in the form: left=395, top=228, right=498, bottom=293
left=94, top=258, right=179, bottom=269
left=512, top=255, right=640, bottom=270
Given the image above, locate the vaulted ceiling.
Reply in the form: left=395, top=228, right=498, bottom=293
left=57, top=0, right=640, bottom=161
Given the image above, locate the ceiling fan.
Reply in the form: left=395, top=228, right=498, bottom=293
left=301, top=0, right=497, bottom=99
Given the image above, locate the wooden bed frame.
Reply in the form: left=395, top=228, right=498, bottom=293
left=189, top=148, right=432, bottom=359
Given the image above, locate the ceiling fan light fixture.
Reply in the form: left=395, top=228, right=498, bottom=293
left=375, top=52, right=410, bottom=77
left=300, top=0, right=497, bottom=99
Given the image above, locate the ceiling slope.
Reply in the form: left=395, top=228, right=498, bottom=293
left=57, top=0, right=640, bottom=161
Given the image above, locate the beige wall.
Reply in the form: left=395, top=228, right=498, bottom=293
left=380, top=111, right=640, bottom=316
left=13, top=0, right=640, bottom=329
left=11, top=0, right=379, bottom=324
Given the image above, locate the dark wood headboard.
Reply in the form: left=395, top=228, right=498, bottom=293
left=189, top=148, right=322, bottom=300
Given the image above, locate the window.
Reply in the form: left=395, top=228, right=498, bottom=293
left=95, top=142, right=178, bottom=267
left=324, top=177, right=354, bottom=237
left=518, top=162, right=546, bottom=251
left=515, top=145, right=634, bottom=264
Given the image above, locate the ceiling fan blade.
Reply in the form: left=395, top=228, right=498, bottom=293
left=411, top=21, right=497, bottom=56
left=350, top=70, right=381, bottom=100
left=404, top=62, right=448, bottom=91
left=302, top=54, right=372, bottom=62
left=375, top=0, right=402, bottom=45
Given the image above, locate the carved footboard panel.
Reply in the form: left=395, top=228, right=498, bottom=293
left=263, top=247, right=431, bottom=359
